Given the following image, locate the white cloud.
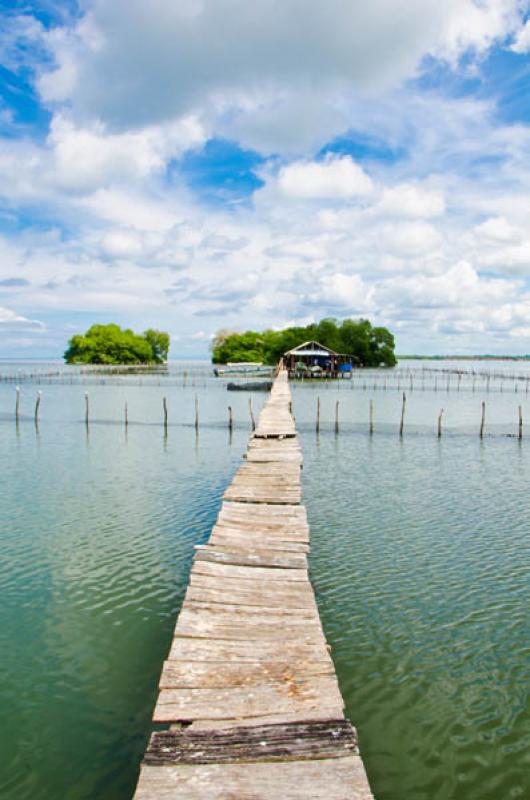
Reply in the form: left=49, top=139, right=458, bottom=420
left=378, top=184, right=446, bottom=219
left=277, top=156, right=374, bottom=200
left=383, top=222, right=441, bottom=256
left=510, top=19, right=530, bottom=53
left=474, top=216, right=523, bottom=243
left=0, top=306, right=44, bottom=331
left=34, top=0, right=526, bottom=152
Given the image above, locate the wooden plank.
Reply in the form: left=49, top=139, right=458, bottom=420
left=135, top=757, right=374, bottom=799
left=219, top=500, right=308, bottom=526
left=183, top=599, right=318, bottom=617
left=167, top=637, right=334, bottom=667
left=174, top=607, right=326, bottom=642
left=145, top=719, right=358, bottom=765
left=193, top=546, right=308, bottom=570
left=153, top=675, right=344, bottom=722
left=188, top=572, right=315, bottom=596
left=191, top=561, right=309, bottom=582
left=159, top=660, right=335, bottom=689
left=223, top=487, right=302, bottom=504
left=184, top=584, right=317, bottom=610
left=219, top=500, right=307, bottom=525
left=207, top=534, right=310, bottom=552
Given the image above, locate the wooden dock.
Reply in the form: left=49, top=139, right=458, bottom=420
left=133, top=370, right=374, bottom=799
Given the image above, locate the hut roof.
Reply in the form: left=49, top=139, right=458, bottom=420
left=284, top=340, right=338, bottom=357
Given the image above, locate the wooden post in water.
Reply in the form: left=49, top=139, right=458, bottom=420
left=35, top=390, right=42, bottom=426
left=369, top=399, right=374, bottom=435
left=316, top=396, right=320, bottom=433
left=125, top=401, right=128, bottom=430
left=480, top=401, right=486, bottom=439
left=249, top=398, right=256, bottom=431
left=399, top=391, right=406, bottom=437
left=437, top=408, right=444, bottom=438
left=194, top=395, right=199, bottom=433
left=335, top=400, right=339, bottom=434
left=84, top=392, right=89, bottom=428
left=15, top=386, right=20, bottom=423
left=228, top=405, right=233, bottom=431
left=163, top=397, right=168, bottom=433
left=518, top=405, right=523, bottom=440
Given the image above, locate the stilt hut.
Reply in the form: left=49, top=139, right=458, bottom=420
left=284, top=341, right=357, bottom=378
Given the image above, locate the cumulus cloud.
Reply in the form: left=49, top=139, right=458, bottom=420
left=474, top=216, right=523, bottom=243
left=33, top=0, right=526, bottom=151
left=0, top=307, right=44, bottom=331
left=277, top=155, right=374, bottom=200
left=510, top=19, right=530, bottom=53
left=378, top=184, right=446, bottom=219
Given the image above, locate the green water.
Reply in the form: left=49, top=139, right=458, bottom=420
left=1, top=362, right=529, bottom=799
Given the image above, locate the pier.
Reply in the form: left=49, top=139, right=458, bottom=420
left=133, top=369, right=374, bottom=799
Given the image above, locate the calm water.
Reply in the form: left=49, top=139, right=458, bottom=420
left=1, top=361, right=529, bottom=799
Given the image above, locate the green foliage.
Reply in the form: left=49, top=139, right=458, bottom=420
left=211, top=318, right=397, bottom=367
left=143, top=329, right=170, bottom=363
left=64, top=324, right=170, bottom=365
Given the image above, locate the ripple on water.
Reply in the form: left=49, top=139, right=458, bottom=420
left=0, top=413, right=246, bottom=800
left=299, top=427, right=530, bottom=800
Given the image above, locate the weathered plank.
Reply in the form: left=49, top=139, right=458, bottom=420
left=193, top=545, right=308, bottom=570
left=145, top=720, right=358, bottom=765
left=159, top=660, right=335, bottom=689
left=185, top=578, right=317, bottom=610
left=207, top=534, right=310, bottom=552
left=188, top=572, right=315, bottom=596
left=135, top=757, right=374, bottom=799
left=154, top=675, right=344, bottom=722
left=174, top=606, right=326, bottom=642
left=191, top=560, right=309, bottom=582
left=167, top=636, right=334, bottom=666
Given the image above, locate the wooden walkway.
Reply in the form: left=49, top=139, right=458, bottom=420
left=133, top=370, right=374, bottom=799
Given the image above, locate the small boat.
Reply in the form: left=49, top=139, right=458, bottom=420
left=213, top=362, right=274, bottom=377
left=227, top=380, right=273, bottom=391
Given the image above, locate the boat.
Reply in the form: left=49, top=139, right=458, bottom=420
left=213, top=362, right=274, bottom=377
left=227, top=380, right=273, bottom=391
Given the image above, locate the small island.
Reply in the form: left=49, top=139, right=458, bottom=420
left=211, top=317, right=397, bottom=368
left=64, top=324, right=170, bottom=365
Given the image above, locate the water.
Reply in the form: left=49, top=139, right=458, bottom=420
left=1, top=360, right=529, bottom=799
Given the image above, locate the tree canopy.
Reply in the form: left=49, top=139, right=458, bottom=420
left=211, top=318, right=397, bottom=367
left=64, top=324, right=170, bottom=365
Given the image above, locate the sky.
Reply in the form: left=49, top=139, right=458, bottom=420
left=2, top=2, right=530, bottom=357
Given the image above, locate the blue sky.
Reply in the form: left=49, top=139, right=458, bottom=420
left=2, top=0, right=530, bottom=357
